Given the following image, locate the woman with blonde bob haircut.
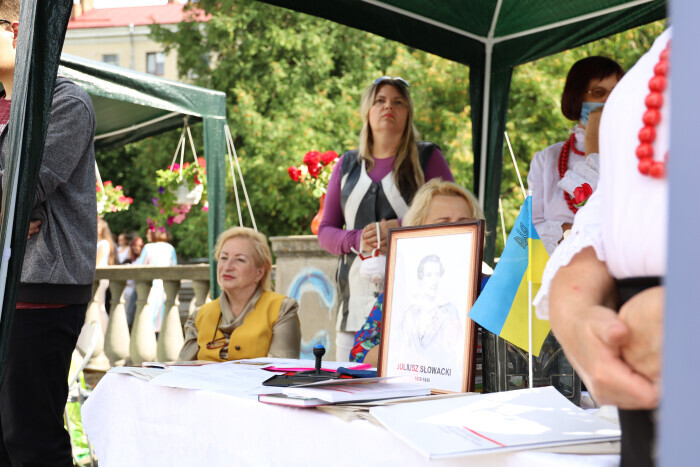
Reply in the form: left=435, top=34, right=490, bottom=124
left=180, top=227, right=301, bottom=361
left=319, top=77, right=454, bottom=360
left=350, top=180, right=488, bottom=366
left=403, top=178, right=484, bottom=227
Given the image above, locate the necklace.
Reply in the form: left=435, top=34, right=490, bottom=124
left=636, top=41, right=670, bottom=179
left=558, top=132, right=585, bottom=213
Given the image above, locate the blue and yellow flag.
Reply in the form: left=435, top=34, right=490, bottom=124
left=468, top=196, right=550, bottom=356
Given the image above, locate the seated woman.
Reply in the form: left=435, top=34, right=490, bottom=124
left=350, top=179, right=487, bottom=366
left=179, top=227, right=301, bottom=361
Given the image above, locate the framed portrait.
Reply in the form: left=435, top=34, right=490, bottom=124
left=378, top=221, right=484, bottom=393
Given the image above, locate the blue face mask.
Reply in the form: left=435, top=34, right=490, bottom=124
left=580, top=102, right=605, bottom=126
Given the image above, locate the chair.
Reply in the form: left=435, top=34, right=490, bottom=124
left=65, top=321, right=99, bottom=467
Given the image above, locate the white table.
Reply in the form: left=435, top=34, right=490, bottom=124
left=83, top=373, right=620, bottom=466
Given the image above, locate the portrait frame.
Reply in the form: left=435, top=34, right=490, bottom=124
left=378, top=221, right=484, bottom=393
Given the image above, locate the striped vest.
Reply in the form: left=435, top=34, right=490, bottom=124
left=336, top=142, right=436, bottom=331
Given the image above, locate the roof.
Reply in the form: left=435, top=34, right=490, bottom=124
left=67, top=3, right=208, bottom=29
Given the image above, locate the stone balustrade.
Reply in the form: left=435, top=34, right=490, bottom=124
left=86, top=264, right=211, bottom=370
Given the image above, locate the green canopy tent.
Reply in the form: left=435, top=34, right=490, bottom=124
left=257, top=0, right=667, bottom=262
left=0, top=2, right=227, bottom=383
left=56, top=53, right=228, bottom=294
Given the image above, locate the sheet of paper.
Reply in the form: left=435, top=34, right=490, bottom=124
left=234, top=357, right=364, bottom=372
left=284, top=381, right=430, bottom=403
left=370, top=386, right=621, bottom=459
left=147, top=361, right=280, bottom=397
left=108, top=366, right=167, bottom=381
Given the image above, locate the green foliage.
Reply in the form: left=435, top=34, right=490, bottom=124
left=96, top=1, right=666, bottom=261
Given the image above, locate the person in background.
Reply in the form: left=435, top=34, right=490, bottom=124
left=133, top=227, right=177, bottom=333
left=318, top=76, right=454, bottom=360
left=179, top=227, right=301, bottom=361
left=116, top=232, right=131, bottom=264
left=527, top=56, right=624, bottom=254
left=0, top=1, right=98, bottom=463
left=96, top=218, right=115, bottom=317
left=351, top=179, right=488, bottom=366
left=535, top=28, right=671, bottom=467
left=125, top=234, right=144, bottom=328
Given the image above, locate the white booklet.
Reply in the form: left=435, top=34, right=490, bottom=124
left=283, top=381, right=430, bottom=403
left=370, top=386, right=621, bottom=459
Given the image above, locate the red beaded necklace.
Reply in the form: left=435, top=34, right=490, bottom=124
left=559, top=132, right=585, bottom=213
left=636, top=41, right=669, bottom=179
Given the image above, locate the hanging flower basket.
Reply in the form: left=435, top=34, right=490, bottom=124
left=151, top=157, right=207, bottom=227
left=96, top=180, right=133, bottom=216
left=173, top=181, right=204, bottom=205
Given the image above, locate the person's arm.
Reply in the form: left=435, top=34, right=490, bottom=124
left=549, top=247, right=659, bottom=409
left=317, top=155, right=363, bottom=255
left=95, top=240, right=109, bottom=267
left=178, top=311, right=200, bottom=361
left=423, top=147, right=454, bottom=182
left=33, top=90, right=95, bottom=208
left=619, top=285, right=664, bottom=385
left=267, top=298, right=301, bottom=358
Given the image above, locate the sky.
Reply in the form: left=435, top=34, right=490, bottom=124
left=92, top=0, right=188, bottom=8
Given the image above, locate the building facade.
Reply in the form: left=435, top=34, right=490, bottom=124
left=64, top=1, right=205, bottom=82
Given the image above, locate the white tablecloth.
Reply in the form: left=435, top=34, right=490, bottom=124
left=82, top=373, right=620, bottom=466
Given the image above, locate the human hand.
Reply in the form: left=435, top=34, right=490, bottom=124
left=618, top=286, right=664, bottom=385
left=28, top=220, right=41, bottom=238
left=584, top=107, right=603, bottom=154
left=361, top=219, right=399, bottom=253
left=552, top=305, right=659, bottom=409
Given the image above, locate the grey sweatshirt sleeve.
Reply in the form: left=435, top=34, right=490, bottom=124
left=33, top=91, right=95, bottom=207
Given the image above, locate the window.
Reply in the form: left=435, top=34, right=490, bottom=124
left=102, top=54, right=119, bottom=66
left=146, top=52, right=165, bottom=76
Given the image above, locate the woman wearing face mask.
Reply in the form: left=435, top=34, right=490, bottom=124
left=318, top=77, right=454, bottom=361
left=527, top=56, right=624, bottom=254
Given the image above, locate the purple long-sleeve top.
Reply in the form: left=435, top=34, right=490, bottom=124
left=318, top=147, right=454, bottom=255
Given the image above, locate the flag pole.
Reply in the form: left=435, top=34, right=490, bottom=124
left=498, top=197, right=507, bottom=245
left=527, top=190, right=534, bottom=389
left=505, top=132, right=526, bottom=199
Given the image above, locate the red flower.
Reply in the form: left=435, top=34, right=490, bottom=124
left=197, top=157, right=206, bottom=169
left=103, top=180, right=112, bottom=186
left=320, top=150, right=338, bottom=166
left=287, top=166, right=301, bottom=182
left=118, top=195, right=127, bottom=203
left=303, top=150, right=321, bottom=167
left=125, top=197, right=134, bottom=204
left=308, top=163, right=321, bottom=178
left=183, top=162, right=190, bottom=169
left=573, top=183, right=593, bottom=205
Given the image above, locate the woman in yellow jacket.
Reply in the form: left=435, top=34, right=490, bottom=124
left=179, top=227, right=301, bottom=361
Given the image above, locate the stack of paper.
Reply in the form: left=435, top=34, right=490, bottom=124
left=370, top=386, right=621, bottom=459
left=283, top=381, right=430, bottom=403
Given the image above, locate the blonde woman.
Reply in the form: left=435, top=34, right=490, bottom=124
left=318, top=77, right=454, bottom=360
left=180, top=227, right=301, bottom=361
left=350, top=179, right=485, bottom=366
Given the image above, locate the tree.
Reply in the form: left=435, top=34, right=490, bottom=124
left=97, top=1, right=665, bottom=260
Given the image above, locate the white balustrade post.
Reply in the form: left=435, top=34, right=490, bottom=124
left=84, top=280, right=110, bottom=370
left=104, top=279, right=130, bottom=367
left=191, top=279, right=210, bottom=317
left=157, top=280, right=183, bottom=362
left=129, top=280, right=156, bottom=365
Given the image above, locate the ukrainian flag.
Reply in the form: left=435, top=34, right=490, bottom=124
left=468, top=196, right=550, bottom=356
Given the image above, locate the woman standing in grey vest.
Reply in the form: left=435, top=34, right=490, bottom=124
left=318, top=77, right=454, bottom=360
